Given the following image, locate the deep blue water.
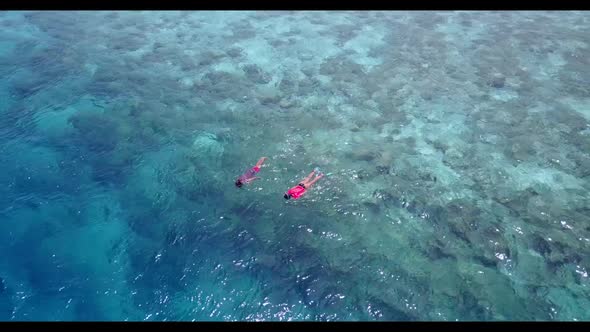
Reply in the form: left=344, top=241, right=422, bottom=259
left=0, top=11, right=589, bottom=321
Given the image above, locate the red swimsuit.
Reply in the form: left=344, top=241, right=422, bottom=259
left=238, top=166, right=260, bottom=183
left=287, top=184, right=306, bottom=200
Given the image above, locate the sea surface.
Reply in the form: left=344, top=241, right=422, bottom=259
left=0, top=11, right=589, bottom=321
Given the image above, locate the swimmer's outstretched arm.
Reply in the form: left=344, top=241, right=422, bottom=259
left=246, top=176, right=260, bottom=183
left=255, top=157, right=268, bottom=168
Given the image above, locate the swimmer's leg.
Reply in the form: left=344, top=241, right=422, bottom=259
left=255, top=157, right=268, bottom=168
left=302, top=171, right=315, bottom=183
left=306, top=173, right=324, bottom=188
left=245, top=176, right=260, bottom=184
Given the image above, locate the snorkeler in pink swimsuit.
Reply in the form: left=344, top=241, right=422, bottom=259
left=284, top=168, right=324, bottom=200
left=235, top=157, right=268, bottom=188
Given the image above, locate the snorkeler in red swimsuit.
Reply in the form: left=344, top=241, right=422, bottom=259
left=284, top=168, right=324, bottom=200
left=235, top=157, right=268, bottom=188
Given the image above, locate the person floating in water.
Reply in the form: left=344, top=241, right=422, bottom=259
left=235, top=157, right=268, bottom=188
left=284, top=168, right=324, bottom=200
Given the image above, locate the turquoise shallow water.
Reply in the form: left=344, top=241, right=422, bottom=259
left=0, top=11, right=589, bottom=321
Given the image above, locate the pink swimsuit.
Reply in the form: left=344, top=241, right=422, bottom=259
left=238, top=166, right=260, bottom=183
left=286, top=183, right=306, bottom=200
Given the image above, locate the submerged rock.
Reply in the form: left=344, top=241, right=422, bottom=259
left=192, top=132, right=224, bottom=161
left=69, top=111, right=121, bottom=153
left=347, top=148, right=379, bottom=162
left=279, top=97, right=295, bottom=109
left=256, top=85, right=282, bottom=105
left=488, top=73, right=506, bottom=88
left=375, top=165, right=390, bottom=175
left=226, top=47, right=243, bottom=58
left=278, top=77, right=297, bottom=94
left=243, top=64, right=272, bottom=84
left=530, top=234, right=552, bottom=256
